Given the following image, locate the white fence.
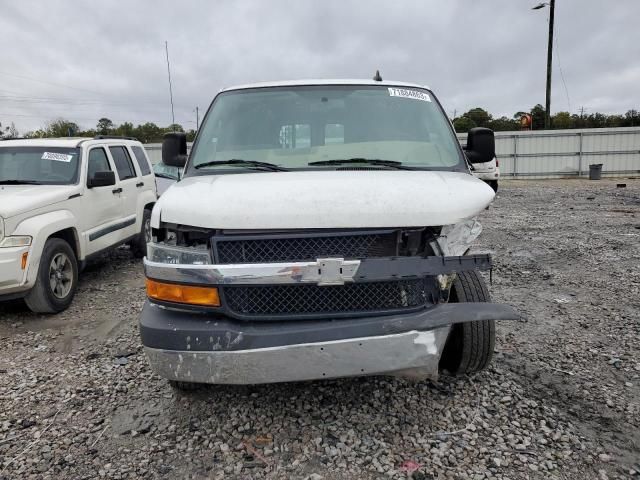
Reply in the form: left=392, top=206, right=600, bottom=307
left=144, top=127, right=640, bottom=179
left=458, top=126, right=640, bottom=179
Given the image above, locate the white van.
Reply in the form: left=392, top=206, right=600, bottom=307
left=138, top=79, right=519, bottom=389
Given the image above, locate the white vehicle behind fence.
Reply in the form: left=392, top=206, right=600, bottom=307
left=0, top=137, right=157, bottom=313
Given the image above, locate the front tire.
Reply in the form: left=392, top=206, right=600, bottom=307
left=488, top=180, right=498, bottom=193
left=25, top=238, right=78, bottom=314
left=439, top=270, right=495, bottom=375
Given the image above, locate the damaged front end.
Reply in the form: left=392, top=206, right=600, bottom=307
left=139, top=220, right=519, bottom=385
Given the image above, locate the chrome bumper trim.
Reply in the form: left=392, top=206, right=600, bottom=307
left=144, top=257, right=360, bottom=285
left=144, top=327, right=451, bottom=385
left=144, top=254, right=492, bottom=287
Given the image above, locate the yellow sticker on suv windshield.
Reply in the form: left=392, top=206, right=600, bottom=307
left=388, top=87, right=431, bottom=102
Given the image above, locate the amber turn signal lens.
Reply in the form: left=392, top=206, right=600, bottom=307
left=21, top=252, right=28, bottom=270
left=145, top=278, right=220, bottom=306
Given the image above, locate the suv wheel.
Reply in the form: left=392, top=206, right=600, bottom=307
left=25, top=238, right=78, bottom=313
left=439, top=270, right=495, bottom=375
left=488, top=180, right=498, bottom=192
left=169, top=380, right=203, bottom=392
left=131, top=209, right=152, bottom=258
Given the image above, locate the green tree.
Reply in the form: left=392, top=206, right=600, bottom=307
left=453, top=116, right=477, bottom=133
left=551, top=111, right=573, bottom=129
left=133, top=122, right=163, bottom=143
left=115, top=122, right=135, bottom=138
left=96, top=117, right=114, bottom=135
left=530, top=104, right=546, bottom=130
left=488, top=116, right=519, bottom=131
left=166, top=123, right=185, bottom=133
left=624, top=110, right=639, bottom=127
left=463, top=108, right=492, bottom=128
left=46, top=118, right=80, bottom=137
left=186, top=129, right=197, bottom=142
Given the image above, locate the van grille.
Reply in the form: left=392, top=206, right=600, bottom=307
left=214, top=231, right=397, bottom=264
left=223, top=279, right=431, bottom=318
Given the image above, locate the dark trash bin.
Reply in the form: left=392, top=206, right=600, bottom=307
left=589, top=163, right=603, bottom=180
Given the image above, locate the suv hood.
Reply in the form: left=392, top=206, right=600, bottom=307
left=154, top=170, right=494, bottom=229
left=0, top=184, right=78, bottom=219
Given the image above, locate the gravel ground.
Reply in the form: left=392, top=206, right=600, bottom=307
left=1, top=178, right=639, bottom=480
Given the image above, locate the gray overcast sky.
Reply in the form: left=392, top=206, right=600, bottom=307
left=1, top=0, right=639, bottom=133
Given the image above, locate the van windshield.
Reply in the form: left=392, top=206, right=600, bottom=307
left=0, top=147, right=81, bottom=185
left=188, top=85, right=464, bottom=173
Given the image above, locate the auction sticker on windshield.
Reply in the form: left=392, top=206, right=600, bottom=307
left=42, top=152, right=74, bottom=162
left=388, top=87, right=431, bottom=102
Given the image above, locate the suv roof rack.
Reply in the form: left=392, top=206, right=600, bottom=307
left=93, top=135, right=138, bottom=141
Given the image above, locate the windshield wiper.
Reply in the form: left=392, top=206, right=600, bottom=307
left=153, top=172, right=178, bottom=180
left=308, top=158, right=413, bottom=170
left=194, top=159, right=287, bottom=172
left=0, top=179, right=42, bottom=185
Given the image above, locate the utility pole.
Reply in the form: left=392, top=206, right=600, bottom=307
left=195, top=106, right=199, bottom=130
left=545, top=0, right=555, bottom=129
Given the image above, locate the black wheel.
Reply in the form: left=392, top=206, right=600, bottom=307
left=25, top=238, right=78, bottom=313
left=488, top=180, right=498, bottom=193
left=169, top=380, right=202, bottom=391
left=131, top=209, right=152, bottom=258
left=439, top=270, right=495, bottom=375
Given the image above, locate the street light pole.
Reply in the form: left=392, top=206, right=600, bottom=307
left=545, top=0, right=555, bottom=129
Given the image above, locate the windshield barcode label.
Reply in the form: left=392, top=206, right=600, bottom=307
left=388, top=87, right=431, bottom=102
left=42, top=152, right=73, bottom=162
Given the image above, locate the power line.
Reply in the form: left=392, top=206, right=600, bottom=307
left=553, top=20, right=571, bottom=112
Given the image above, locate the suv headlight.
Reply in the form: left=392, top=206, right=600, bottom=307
left=0, top=236, right=32, bottom=248
left=147, top=242, right=211, bottom=265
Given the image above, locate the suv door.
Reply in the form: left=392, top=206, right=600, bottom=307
left=107, top=145, right=139, bottom=239
left=129, top=145, right=157, bottom=197
left=83, top=146, right=126, bottom=255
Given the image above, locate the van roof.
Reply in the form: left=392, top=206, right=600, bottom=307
left=221, top=78, right=431, bottom=92
left=0, top=137, right=142, bottom=148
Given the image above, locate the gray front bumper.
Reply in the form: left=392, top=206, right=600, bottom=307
left=140, top=301, right=520, bottom=385
left=144, top=327, right=452, bottom=385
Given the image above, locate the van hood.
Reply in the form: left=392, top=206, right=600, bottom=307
left=0, top=184, right=78, bottom=219
left=153, top=170, right=494, bottom=229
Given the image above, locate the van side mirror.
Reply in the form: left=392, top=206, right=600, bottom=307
left=465, top=127, right=495, bottom=164
left=162, top=132, right=188, bottom=167
left=87, top=170, right=116, bottom=188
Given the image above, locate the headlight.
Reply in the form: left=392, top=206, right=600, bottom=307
left=147, top=242, right=211, bottom=265
left=0, top=236, right=32, bottom=248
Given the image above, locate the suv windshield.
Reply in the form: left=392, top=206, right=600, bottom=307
left=188, top=85, right=464, bottom=174
left=0, top=146, right=81, bottom=185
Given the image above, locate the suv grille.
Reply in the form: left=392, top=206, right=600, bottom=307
left=224, top=279, right=431, bottom=318
left=214, top=231, right=397, bottom=264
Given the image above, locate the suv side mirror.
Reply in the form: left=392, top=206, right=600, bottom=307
left=465, top=127, right=495, bottom=164
left=162, top=132, right=188, bottom=167
left=87, top=170, right=116, bottom=188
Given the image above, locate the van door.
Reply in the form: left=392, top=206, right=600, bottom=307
left=107, top=145, right=139, bottom=240
left=83, top=146, right=126, bottom=255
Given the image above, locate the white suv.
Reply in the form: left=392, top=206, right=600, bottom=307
left=0, top=137, right=157, bottom=313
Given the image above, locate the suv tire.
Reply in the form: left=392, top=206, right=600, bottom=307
left=169, top=380, right=203, bottom=392
left=25, top=238, right=78, bottom=314
left=131, top=209, right=152, bottom=258
left=488, top=180, right=498, bottom=193
left=439, top=270, right=495, bottom=375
